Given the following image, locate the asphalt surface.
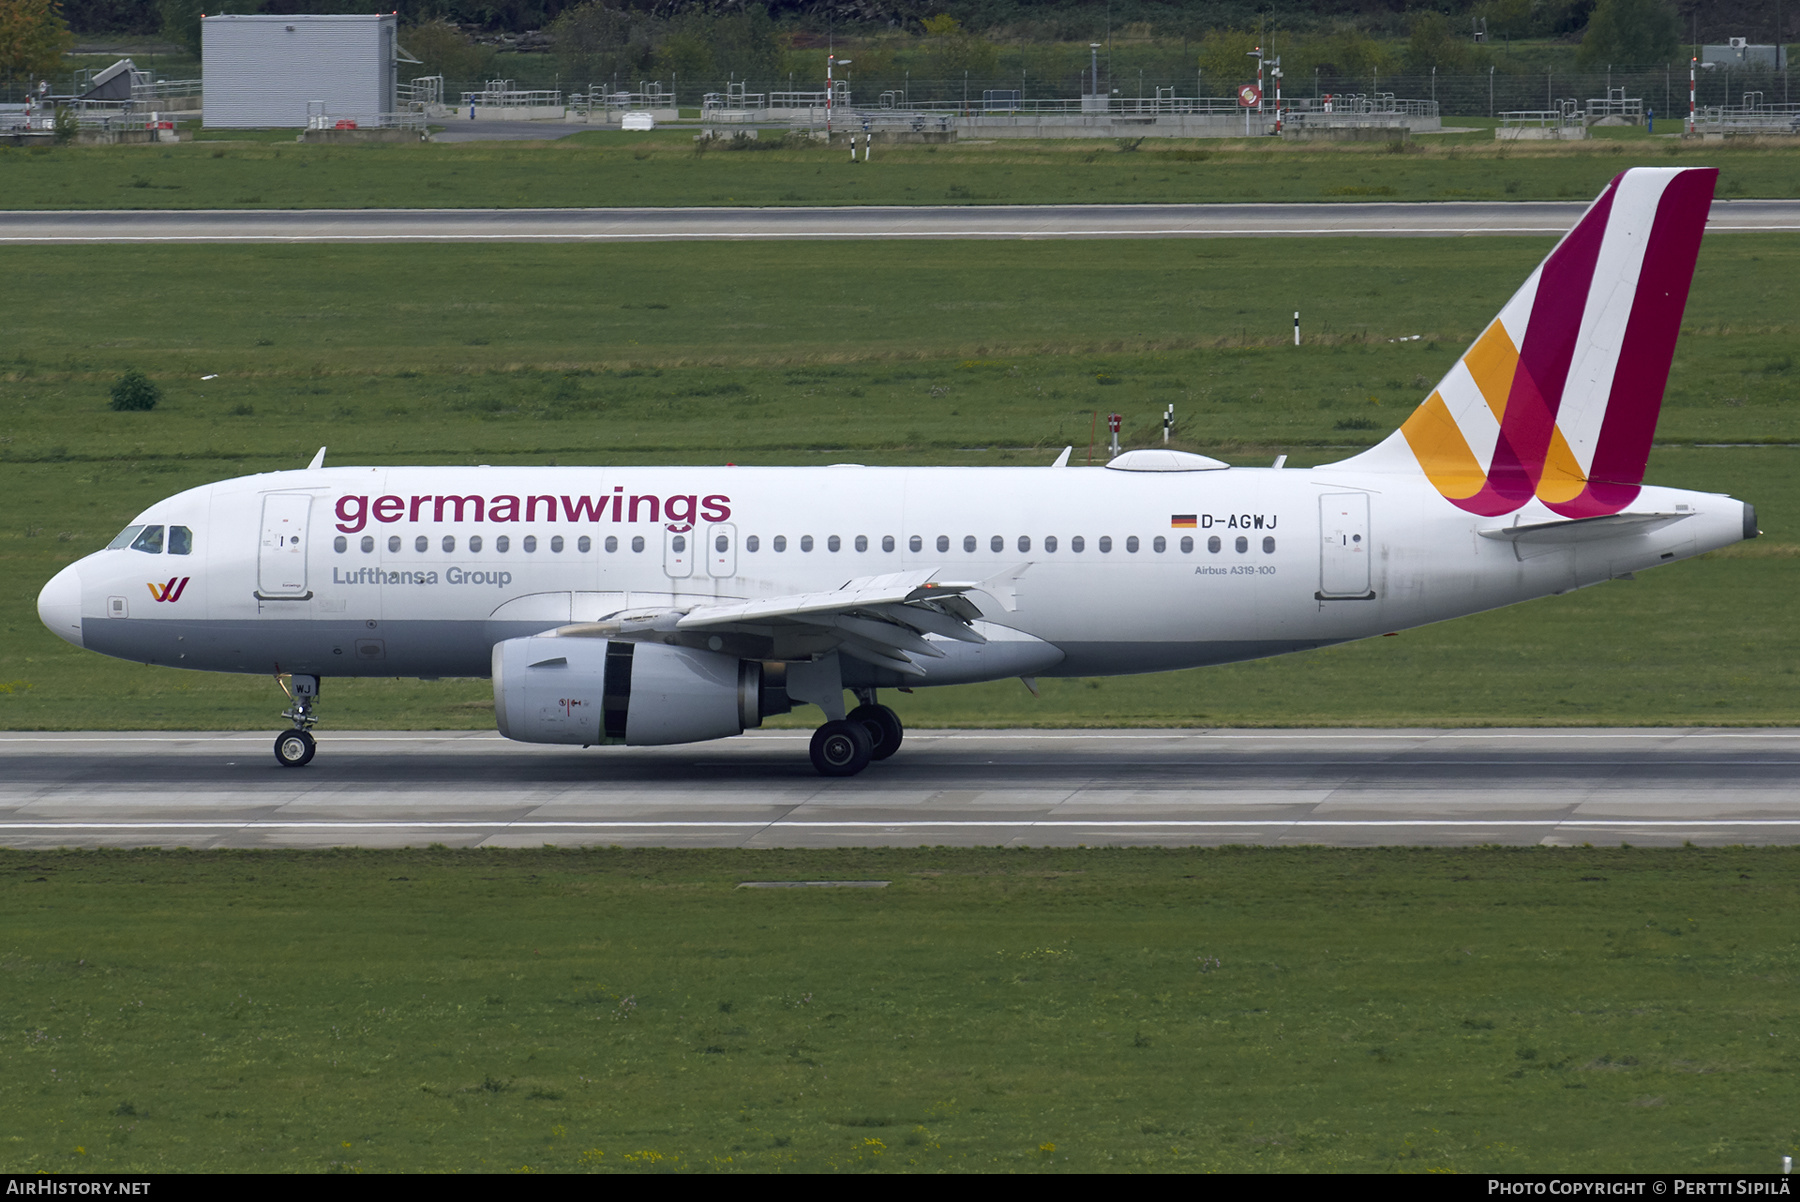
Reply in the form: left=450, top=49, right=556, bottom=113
left=2, top=728, right=1796, bottom=850
left=2, top=200, right=1796, bottom=243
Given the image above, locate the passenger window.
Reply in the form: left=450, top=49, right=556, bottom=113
left=1153, top=536, right=1166, bottom=553
left=497, top=535, right=511, bottom=553
left=881, top=535, right=895, bottom=552
left=936, top=535, right=950, bottom=553
left=578, top=536, right=591, bottom=553
left=414, top=535, right=429, bottom=553
left=361, top=535, right=375, bottom=553
left=605, top=536, right=618, bottom=553
left=746, top=535, right=759, bottom=552
left=551, top=536, right=565, bottom=553
left=631, top=536, right=645, bottom=553
left=801, top=535, right=814, bottom=552
left=774, top=535, right=787, bottom=552
left=670, top=535, right=685, bottom=553
left=1126, top=536, right=1139, bottom=553
left=442, top=535, right=456, bottom=553
left=106, top=525, right=146, bottom=551
left=1018, top=535, right=1031, bottom=553
left=1179, top=536, right=1193, bottom=553
left=168, top=526, right=193, bottom=555
left=471, top=535, right=484, bottom=552
left=909, top=535, right=922, bottom=552
left=962, top=536, right=976, bottom=553
left=990, top=535, right=1003, bottom=553
left=1071, top=536, right=1085, bottom=553
left=523, top=535, right=537, bottom=553
left=715, top=534, right=728, bottom=553
left=1045, top=535, right=1058, bottom=552
left=1235, top=536, right=1249, bottom=553
left=855, top=535, right=868, bottom=552
left=130, top=525, right=165, bottom=554
left=1208, top=535, right=1222, bottom=553
left=827, top=535, right=840, bottom=552
left=1263, top=536, right=1276, bottom=553
left=1099, top=536, right=1113, bottom=553
left=334, top=535, right=347, bottom=553
left=388, top=535, right=402, bottom=552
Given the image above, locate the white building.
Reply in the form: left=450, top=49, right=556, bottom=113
left=203, top=14, right=403, bottom=129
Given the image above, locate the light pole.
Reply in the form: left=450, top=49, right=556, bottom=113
left=826, top=54, right=850, bottom=134
left=1090, top=42, right=1101, bottom=107
left=1271, top=56, right=1283, bottom=133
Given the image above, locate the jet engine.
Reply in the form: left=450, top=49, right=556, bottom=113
left=492, top=636, right=787, bottom=746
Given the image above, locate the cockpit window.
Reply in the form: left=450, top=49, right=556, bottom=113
left=106, top=525, right=146, bottom=550
left=168, top=526, right=193, bottom=555
left=128, top=525, right=165, bottom=554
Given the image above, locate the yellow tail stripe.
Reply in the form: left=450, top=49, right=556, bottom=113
left=1401, top=392, right=1487, bottom=499
left=1535, top=424, right=1587, bottom=503
left=1463, top=320, right=1521, bottom=422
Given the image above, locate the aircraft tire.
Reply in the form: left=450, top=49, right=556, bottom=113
left=810, top=720, right=873, bottom=777
left=848, top=703, right=904, bottom=761
left=274, top=728, right=316, bottom=768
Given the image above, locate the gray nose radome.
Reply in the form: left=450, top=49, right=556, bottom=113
left=37, top=563, right=84, bottom=649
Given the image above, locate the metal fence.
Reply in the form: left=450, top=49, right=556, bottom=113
left=433, top=67, right=1792, bottom=117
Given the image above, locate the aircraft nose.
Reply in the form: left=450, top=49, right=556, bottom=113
left=37, top=563, right=84, bottom=649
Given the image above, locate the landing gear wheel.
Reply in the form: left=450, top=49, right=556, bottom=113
left=848, top=703, right=904, bottom=761
left=274, top=728, right=316, bottom=768
left=810, top=719, right=873, bottom=777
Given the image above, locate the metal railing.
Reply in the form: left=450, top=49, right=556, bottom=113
left=1500, top=99, right=1585, bottom=129
left=459, top=81, right=564, bottom=110
left=1586, top=87, right=1643, bottom=119
left=1692, top=101, right=1800, bottom=131
left=131, top=76, right=201, bottom=101
left=304, top=108, right=428, bottom=131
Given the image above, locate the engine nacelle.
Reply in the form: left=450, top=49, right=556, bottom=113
left=492, top=636, right=767, bottom=747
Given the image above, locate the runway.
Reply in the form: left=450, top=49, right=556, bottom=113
left=2, top=200, right=1796, bottom=243
left=2, top=728, right=1796, bottom=850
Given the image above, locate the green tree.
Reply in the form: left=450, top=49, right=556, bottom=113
left=548, top=4, right=646, bottom=86
left=403, top=18, right=494, bottom=83
left=0, top=0, right=73, bottom=83
left=919, top=13, right=999, bottom=83
left=1406, top=11, right=1478, bottom=73
left=109, top=369, right=161, bottom=412
left=1195, top=27, right=1257, bottom=96
left=155, top=0, right=210, bottom=57
left=1578, top=0, right=1679, bottom=67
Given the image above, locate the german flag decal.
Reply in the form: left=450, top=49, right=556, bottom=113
left=1171, top=515, right=1198, bottom=528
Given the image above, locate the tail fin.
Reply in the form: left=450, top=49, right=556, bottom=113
left=1327, top=166, right=1716, bottom=518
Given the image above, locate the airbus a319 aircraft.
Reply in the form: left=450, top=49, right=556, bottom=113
left=37, top=167, right=1754, bottom=776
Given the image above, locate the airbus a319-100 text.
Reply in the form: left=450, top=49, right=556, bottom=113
left=36, top=167, right=1755, bottom=775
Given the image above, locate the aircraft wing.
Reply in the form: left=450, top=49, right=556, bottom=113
left=549, top=567, right=1028, bottom=676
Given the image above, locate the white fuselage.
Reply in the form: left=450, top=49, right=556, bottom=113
left=37, top=462, right=1750, bottom=687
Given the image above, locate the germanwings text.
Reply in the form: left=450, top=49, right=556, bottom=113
left=333, top=490, right=732, bottom=534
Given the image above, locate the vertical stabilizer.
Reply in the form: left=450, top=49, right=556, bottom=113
left=1325, top=167, right=1715, bottom=517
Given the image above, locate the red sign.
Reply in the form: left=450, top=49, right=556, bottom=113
left=1107, top=413, right=1122, bottom=433
left=1237, top=84, right=1262, bottom=108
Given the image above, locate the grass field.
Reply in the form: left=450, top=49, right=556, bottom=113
left=2, top=128, right=1796, bottom=210
left=1, top=236, right=1795, bottom=730
left=3, top=845, right=1795, bottom=1173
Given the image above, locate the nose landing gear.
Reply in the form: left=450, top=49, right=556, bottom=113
left=274, top=672, right=320, bottom=768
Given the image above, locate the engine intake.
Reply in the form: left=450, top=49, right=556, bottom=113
left=492, top=636, right=775, bottom=746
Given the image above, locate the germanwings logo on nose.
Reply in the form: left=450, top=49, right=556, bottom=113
left=147, top=577, right=190, bottom=603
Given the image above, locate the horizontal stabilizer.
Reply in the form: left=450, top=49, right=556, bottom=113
left=1477, top=511, right=1690, bottom=544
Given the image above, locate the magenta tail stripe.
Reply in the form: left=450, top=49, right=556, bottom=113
left=1489, top=177, right=1619, bottom=504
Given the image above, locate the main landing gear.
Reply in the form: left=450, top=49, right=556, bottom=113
left=273, top=672, right=320, bottom=768
left=808, top=691, right=905, bottom=777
